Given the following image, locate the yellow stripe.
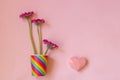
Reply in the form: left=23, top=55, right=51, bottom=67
left=31, top=58, right=45, bottom=73
left=40, top=56, right=48, bottom=64
left=32, top=69, right=37, bottom=76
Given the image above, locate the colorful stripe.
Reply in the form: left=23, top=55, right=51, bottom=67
left=31, top=57, right=45, bottom=72
left=30, top=55, right=48, bottom=76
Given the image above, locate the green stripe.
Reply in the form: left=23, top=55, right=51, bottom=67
left=32, top=72, right=35, bottom=76
left=38, top=56, right=47, bottom=66
left=31, top=60, right=45, bottom=75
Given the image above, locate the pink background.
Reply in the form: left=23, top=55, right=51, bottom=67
left=0, top=0, right=120, bottom=80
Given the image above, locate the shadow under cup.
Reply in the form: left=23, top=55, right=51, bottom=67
left=30, top=55, right=48, bottom=76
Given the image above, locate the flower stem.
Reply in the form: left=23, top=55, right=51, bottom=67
left=37, top=25, right=43, bottom=54
left=27, top=19, right=37, bottom=54
left=44, top=47, right=49, bottom=55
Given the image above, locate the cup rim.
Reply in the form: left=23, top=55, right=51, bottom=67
left=30, top=54, right=48, bottom=57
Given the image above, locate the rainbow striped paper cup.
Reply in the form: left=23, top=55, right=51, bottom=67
left=30, top=55, right=48, bottom=76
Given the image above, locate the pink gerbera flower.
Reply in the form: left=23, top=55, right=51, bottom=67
left=43, top=39, right=58, bottom=55
left=31, top=19, right=45, bottom=25
left=20, top=11, right=34, bottom=19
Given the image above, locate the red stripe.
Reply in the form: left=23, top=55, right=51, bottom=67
left=31, top=56, right=46, bottom=70
left=32, top=65, right=42, bottom=76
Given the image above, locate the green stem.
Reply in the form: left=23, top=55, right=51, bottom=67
left=40, top=26, right=43, bottom=54
left=27, top=19, right=37, bottom=54
left=44, top=47, right=49, bottom=55
left=37, top=26, right=43, bottom=54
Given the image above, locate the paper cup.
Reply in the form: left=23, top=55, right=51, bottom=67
left=30, top=55, right=48, bottom=76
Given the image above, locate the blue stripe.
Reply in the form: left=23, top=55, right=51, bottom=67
left=36, top=56, right=47, bottom=66
left=31, top=62, right=44, bottom=75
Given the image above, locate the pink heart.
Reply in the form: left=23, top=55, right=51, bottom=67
left=69, top=56, right=88, bottom=71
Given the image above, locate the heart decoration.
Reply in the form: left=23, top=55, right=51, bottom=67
left=69, top=56, right=88, bottom=71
